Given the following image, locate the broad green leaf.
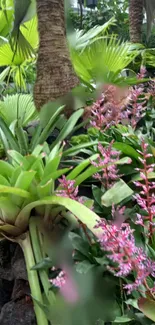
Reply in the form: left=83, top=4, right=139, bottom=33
left=92, top=185, right=104, bottom=207
left=7, top=150, right=29, bottom=168
left=37, top=179, right=53, bottom=198
left=138, top=298, right=155, bottom=322
left=113, top=142, right=140, bottom=161
left=132, top=172, right=155, bottom=182
left=0, top=197, right=20, bottom=223
left=14, top=170, right=36, bottom=190
left=0, top=160, right=14, bottom=179
left=75, top=157, right=131, bottom=186
left=43, top=155, right=62, bottom=178
left=42, top=168, right=71, bottom=185
left=69, top=232, right=90, bottom=256
left=13, top=170, right=36, bottom=206
left=0, top=185, right=30, bottom=197
left=0, top=175, right=10, bottom=186
left=66, top=154, right=99, bottom=180
left=101, top=179, right=133, bottom=207
left=15, top=196, right=102, bottom=236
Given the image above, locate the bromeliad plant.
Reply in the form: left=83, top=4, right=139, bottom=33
left=0, top=140, right=132, bottom=325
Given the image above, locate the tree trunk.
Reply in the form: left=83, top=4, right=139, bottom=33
left=34, top=0, right=79, bottom=110
left=129, top=0, right=144, bottom=43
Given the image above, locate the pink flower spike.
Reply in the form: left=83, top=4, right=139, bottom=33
left=50, top=265, right=79, bottom=304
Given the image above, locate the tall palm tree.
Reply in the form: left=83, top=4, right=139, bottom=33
left=33, top=0, right=79, bottom=110
left=129, top=0, right=144, bottom=43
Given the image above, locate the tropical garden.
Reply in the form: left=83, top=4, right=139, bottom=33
left=0, top=0, right=155, bottom=324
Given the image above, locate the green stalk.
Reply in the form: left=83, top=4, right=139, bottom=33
left=18, top=232, right=48, bottom=325
left=29, top=217, right=55, bottom=304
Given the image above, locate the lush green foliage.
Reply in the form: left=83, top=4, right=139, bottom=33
left=0, top=1, right=155, bottom=325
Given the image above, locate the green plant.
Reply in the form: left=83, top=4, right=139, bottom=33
left=0, top=138, right=132, bottom=324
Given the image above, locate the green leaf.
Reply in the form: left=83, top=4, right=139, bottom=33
left=92, top=185, right=103, bottom=207
left=101, top=179, right=133, bottom=207
left=66, top=154, right=99, bottom=180
left=113, top=142, right=140, bottom=161
left=15, top=196, right=102, bottom=236
left=75, top=157, right=131, bottom=186
left=0, top=197, right=20, bottom=223
left=37, top=105, right=65, bottom=146
left=0, top=185, right=30, bottom=197
left=0, top=94, right=37, bottom=126
left=63, top=141, right=107, bottom=157
left=50, top=109, right=84, bottom=150
left=0, top=117, right=19, bottom=151
left=0, top=160, right=14, bottom=179
left=0, top=175, right=10, bottom=186
left=13, top=170, right=36, bottom=206
left=75, top=260, right=95, bottom=274
left=138, top=298, right=155, bottom=322
left=43, top=168, right=71, bottom=185
left=69, top=232, right=90, bottom=256
left=114, top=315, right=133, bottom=323
left=31, top=257, right=53, bottom=270
left=132, top=172, right=155, bottom=182
left=7, top=150, right=29, bottom=168
left=43, top=155, right=62, bottom=178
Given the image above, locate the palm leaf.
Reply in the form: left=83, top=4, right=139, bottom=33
left=0, top=94, right=38, bottom=126
left=71, top=35, right=140, bottom=85
left=70, top=17, right=116, bottom=50
left=10, top=0, right=36, bottom=59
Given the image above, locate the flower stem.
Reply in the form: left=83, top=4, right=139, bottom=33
left=18, top=232, right=48, bottom=325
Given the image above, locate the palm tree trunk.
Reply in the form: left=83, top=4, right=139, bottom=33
left=129, top=0, right=144, bottom=43
left=34, top=0, right=79, bottom=110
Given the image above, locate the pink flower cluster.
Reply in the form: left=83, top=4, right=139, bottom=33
left=51, top=267, right=66, bottom=288
left=134, top=141, right=155, bottom=237
left=91, top=142, right=121, bottom=189
left=50, top=266, right=79, bottom=303
left=127, top=86, right=146, bottom=129
left=95, top=219, right=155, bottom=294
left=88, top=70, right=149, bottom=131
left=56, top=175, right=83, bottom=202
left=90, top=90, right=129, bottom=131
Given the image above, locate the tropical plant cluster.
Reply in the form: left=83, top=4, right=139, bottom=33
left=0, top=1, right=155, bottom=325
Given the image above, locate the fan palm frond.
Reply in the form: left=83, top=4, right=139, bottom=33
left=70, top=17, right=116, bottom=50
left=0, top=16, right=38, bottom=89
left=71, top=35, right=141, bottom=85
left=10, top=0, right=36, bottom=59
left=0, top=94, right=38, bottom=126
left=0, top=0, right=14, bottom=40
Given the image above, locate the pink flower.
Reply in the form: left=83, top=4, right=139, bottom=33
left=134, top=141, right=155, bottom=238
left=56, top=175, right=83, bottom=202
left=91, top=142, right=122, bottom=189
left=95, top=219, right=155, bottom=294
left=127, top=87, right=146, bottom=129
left=137, top=66, right=147, bottom=79
left=50, top=266, right=79, bottom=304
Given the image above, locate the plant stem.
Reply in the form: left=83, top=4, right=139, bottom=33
left=29, top=216, right=55, bottom=304
left=18, top=232, right=49, bottom=325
